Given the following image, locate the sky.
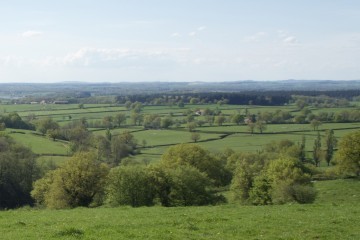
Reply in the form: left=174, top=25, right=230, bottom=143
left=0, top=0, right=359, bottom=83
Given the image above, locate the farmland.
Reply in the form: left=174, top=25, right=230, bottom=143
left=0, top=89, right=359, bottom=239
left=1, top=101, right=359, bottom=164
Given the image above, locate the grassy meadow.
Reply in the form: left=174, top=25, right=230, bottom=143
left=0, top=179, right=358, bottom=239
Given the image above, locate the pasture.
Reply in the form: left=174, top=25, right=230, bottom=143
left=0, top=179, right=358, bottom=239
left=1, top=102, right=360, bottom=164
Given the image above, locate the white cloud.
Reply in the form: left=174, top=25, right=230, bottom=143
left=283, top=36, right=297, bottom=44
left=22, top=30, right=43, bottom=38
left=197, top=26, right=206, bottom=31
left=189, top=31, right=196, bottom=37
left=277, top=30, right=299, bottom=45
left=171, top=32, right=181, bottom=37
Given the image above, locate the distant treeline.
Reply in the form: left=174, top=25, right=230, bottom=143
left=115, top=90, right=360, bottom=106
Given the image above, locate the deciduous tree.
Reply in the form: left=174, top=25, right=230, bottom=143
left=334, top=130, right=360, bottom=176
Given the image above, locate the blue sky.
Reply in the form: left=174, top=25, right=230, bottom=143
left=0, top=0, right=359, bottom=82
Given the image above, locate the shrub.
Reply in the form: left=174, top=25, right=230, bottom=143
left=106, top=166, right=155, bottom=207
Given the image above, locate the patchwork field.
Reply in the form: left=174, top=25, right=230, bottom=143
left=2, top=102, right=360, bottom=164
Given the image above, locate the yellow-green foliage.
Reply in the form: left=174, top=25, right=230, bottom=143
left=334, top=130, right=360, bottom=176
left=32, top=152, right=109, bottom=209
left=160, top=143, right=231, bottom=186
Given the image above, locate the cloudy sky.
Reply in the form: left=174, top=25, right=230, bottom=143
left=0, top=0, right=359, bottom=83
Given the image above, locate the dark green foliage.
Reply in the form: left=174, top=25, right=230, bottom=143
left=0, top=135, right=38, bottom=209
left=324, top=129, right=337, bottom=166
left=165, top=165, right=216, bottom=206
left=148, top=164, right=223, bottom=207
left=0, top=112, right=34, bottom=130
left=291, top=184, right=317, bottom=204
left=106, top=166, right=155, bottom=207
left=313, top=132, right=322, bottom=167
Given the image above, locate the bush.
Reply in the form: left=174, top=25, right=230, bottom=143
left=31, top=152, right=109, bottom=209
left=106, top=166, right=155, bottom=207
left=291, top=184, right=317, bottom=204
left=166, top=166, right=215, bottom=206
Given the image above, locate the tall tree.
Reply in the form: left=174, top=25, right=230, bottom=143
left=324, top=129, right=337, bottom=166
left=299, top=135, right=306, bottom=162
left=313, top=132, right=322, bottom=167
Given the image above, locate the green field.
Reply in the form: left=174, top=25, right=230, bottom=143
left=2, top=102, right=360, bottom=164
left=0, top=179, right=358, bottom=239
left=5, top=129, right=69, bottom=155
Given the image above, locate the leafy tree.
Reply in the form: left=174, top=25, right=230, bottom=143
left=161, top=116, right=173, bottom=129
left=106, top=166, right=155, bottom=207
left=295, top=99, right=307, bottom=110
left=214, top=115, right=226, bottom=126
left=102, top=116, right=114, bottom=129
left=114, top=113, right=127, bottom=127
left=124, top=100, right=132, bottom=110
left=205, top=115, right=215, bottom=126
left=105, top=128, right=112, bottom=141
left=31, top=152, right=109, bottom=209
left=165, top=165, right=218, bottom=206
left=143, top=114, right=161, bottom=129
left=334, top=130, right=360, bottom=176
left=266, top=157, right=315, bottom=204
left=247, top=122, right=256, bottom=134
left=324, top=129, right=337, bottom=166
left=111, top=131, right=137, bottom=165
left=130, top=111, right=143, bottom=126
left=229, top=152, right=268, bottom=203
left=293, top=115, right=306, bottom=124
left=256, top=121, right=267, bottom=134
left=299, top=135, right=306, bottom=162
left=0, top=136, right=38, bottom=209
left=161, top=144, right=231, bottom=186
left=310, top=119, right=322, bottom=131
left=35, top=117, right=59, bottom=135
left=249, top=174, right=272, bottom=205
left=231, top=114, right=244, bottom=125
left=191, top=132, right=201, bottom=143
left=95, top=135, right=112, bottom=163
left=313, top=132, right=322, bottom=167
left=66, top=126, right=92, bottom=153
left=186, top=121, right=197, bottom=132
left=47, top=128, right=60, bottom=141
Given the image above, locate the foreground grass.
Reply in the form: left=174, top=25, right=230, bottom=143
left=0, top=179, right=359, bottom=239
